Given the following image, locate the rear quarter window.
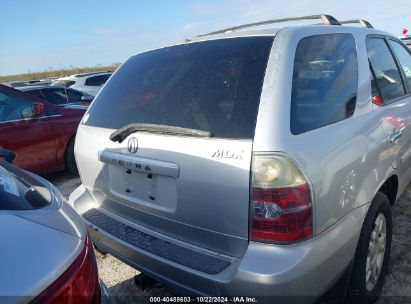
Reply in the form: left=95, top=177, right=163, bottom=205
left=66, top=89, right=85, bottom=102
left=84, top=37, right=274, bottom=139
left=388, top=39, right=411, bottom=91
left=43, top=89, right=68, bottom=105
left=291, top=33, right=358, bottom=135
left=26, top=89, right=46, bottom=100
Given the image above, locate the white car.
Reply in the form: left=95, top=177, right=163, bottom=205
left=399, top=35, right=411, bottom=49
left=51, top=71, right=112, bottom=96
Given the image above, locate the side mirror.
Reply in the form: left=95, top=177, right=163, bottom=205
left=32, top=103, right=45, bottom=116
left=81, top=95, right=94, bottom=102
left=0, top=148, right=16, bottom=163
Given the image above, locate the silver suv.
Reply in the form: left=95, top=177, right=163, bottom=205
left=70, top=15, right=411, bottom=303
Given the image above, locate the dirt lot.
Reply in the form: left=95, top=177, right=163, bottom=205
left=47, top=172, right=411, bottom=303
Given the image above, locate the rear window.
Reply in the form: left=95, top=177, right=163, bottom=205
left=26, top=89, right=46, bottom=100
left=43, top=89, right=68, bottom=105
left=0, top=161, right=51, bottom=210
left=388, top=39, right=411, bottom=91
left=84, top=37, right=274, bottom=139
left=291, top=34, right=358, bottom=135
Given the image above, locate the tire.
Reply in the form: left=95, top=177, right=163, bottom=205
left=347, top=192, right=392, bottom=303
left=65, top=137, right=79, bottom=175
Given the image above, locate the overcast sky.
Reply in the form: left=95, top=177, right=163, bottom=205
left=1, top=0, right=409, bottom=75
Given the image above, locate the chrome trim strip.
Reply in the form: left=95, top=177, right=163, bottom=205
left=0, top=115, right=63, bottom=124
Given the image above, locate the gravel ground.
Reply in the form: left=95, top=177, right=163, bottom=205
left=47, top=172, right=411, bottom=303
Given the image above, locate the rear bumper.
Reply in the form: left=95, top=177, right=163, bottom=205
left=70, top=185, right=368, bottom=301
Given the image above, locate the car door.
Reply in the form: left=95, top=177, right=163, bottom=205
left=0, top=89, right=57, bottom=173
left=367, top=36, right=411, bottom=182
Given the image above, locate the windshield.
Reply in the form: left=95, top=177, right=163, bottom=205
left=84, top=37, right=274, bottom=139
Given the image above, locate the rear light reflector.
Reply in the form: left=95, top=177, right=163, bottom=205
left=251, top=154, right=313, bottom=243
left=32, top=235, right=101, bottom=304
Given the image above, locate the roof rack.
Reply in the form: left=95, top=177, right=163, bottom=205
left=74, top=71, right=112, bottom=77
left=340, top=19, right=373, bottom=29
left=197, top=14, right=341, bottom=37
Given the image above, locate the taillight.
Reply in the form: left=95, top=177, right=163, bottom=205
left=372, top=95, right=383, bottom=106
left=32, top=235, right=101, bottom=304
left=251, top=154, right=313, bottom=243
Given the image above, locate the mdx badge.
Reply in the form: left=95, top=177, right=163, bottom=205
left=212, top=148, right=244, bottom=160
left=127, top=137, right=138, bottom=154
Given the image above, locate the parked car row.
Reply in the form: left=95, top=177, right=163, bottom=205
left=0, top=84, right=84, bottom=174
left=20, top=85, right=93, bottom=109
left=5, top=71, right=112, bottom=107
left=51, top=71, right=112, bottom=96
left=8, top=78, right=56, bottom=88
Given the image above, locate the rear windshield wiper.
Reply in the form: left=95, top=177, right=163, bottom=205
left=110, top=123, right=214, bottom=143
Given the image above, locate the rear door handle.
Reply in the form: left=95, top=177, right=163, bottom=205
left=389, top=128, right=402, bottom=143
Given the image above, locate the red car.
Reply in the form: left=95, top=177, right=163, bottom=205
left=0, top=84, right=85, bottom=174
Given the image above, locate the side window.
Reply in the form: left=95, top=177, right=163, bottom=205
left=367, top=38, right=405, bottom=103
left=85, top=76, right=104, bottom=86
left=291, top=33, right=358, bottom=135
left=0, top=92, right=34, bottom=122
left=27, top=90, right=46, bottom=101
left=101, top=74, right=110, bottom=83
left=66, top=89, right=84, bottom=103
left=43, top=89, right=68, bottom=105
left=388, top=39, right=411, bottom=90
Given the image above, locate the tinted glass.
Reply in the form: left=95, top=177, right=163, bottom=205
left=0, top=91, right=33, bottom=122
left=101, top=74, right=111, bottom=82
left=291, top=34, right=358, bottom=135
left=27, top=89, right=45, bottom=100
left=85, top=37, right=274, bottom=139
left=43, top=89, right=68, bottom=105
left=367, top=38, right=405, bottom=102
left=85, top=76, right=105, bottom=86
left=389, top=40, right=411, bottom=90
left=66, top=89, right=84, bottom=103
